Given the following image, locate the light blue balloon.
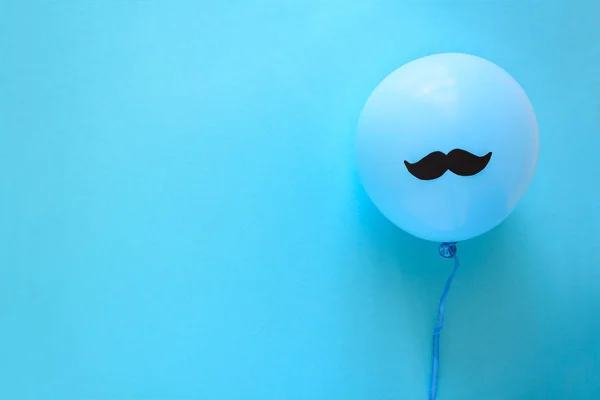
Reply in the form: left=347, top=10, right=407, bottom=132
left=356, top=53, right=539, bottom=243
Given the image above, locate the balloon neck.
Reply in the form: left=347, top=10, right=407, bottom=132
left=438, top=242, right=457, bottom=259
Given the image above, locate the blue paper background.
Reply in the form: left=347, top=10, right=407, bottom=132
left=1, top=1, right=599, bottom=399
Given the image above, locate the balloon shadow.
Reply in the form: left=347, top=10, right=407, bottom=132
left=353, top=177, right=442, bottom=279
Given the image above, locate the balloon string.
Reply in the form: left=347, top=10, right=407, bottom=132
left=429, top=242, right=459, bottom=400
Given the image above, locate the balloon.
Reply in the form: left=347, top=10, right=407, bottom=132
left=356, top=53, right=539, bottom=243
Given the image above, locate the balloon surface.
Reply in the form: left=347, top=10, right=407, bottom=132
left=356, top=53, right=539, bottom=243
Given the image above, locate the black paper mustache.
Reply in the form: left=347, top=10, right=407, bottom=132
left=404, top=149, right=492, bottom=180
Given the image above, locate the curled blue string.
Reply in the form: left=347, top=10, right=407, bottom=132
left=429, top=242, right=459, bottom=400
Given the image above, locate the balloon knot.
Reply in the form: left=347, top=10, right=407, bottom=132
left=439, top=242, right=457, bottom=259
